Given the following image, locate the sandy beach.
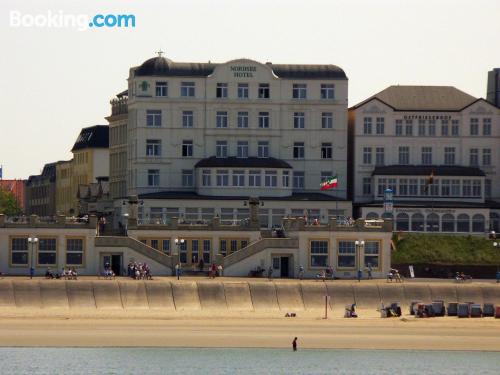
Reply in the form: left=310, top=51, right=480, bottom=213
left=0, top=317, right=498, bottom=351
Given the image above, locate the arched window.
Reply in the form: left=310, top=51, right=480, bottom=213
left=396, top=213, right=409, bottom=231
left=366, top=212, right=379, bottom=220
left=411, top=213, right=424, bottom=231
left=426, top=213, right=440, bottom=232
left=472, top=214, right=485, bottom=233
left=490, top=213, right=499, bottom=233
left=441, top=214, right=455, bottom=232
left=457, top=214, right=470, bottom=232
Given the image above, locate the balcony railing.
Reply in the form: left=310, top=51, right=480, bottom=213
left=110, top=97, right=128, bottom=116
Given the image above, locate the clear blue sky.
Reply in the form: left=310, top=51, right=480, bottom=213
left=1, top=0, right=499, bottom=179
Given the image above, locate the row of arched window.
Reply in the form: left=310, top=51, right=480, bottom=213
left=366, top=212, right=500, bottom=233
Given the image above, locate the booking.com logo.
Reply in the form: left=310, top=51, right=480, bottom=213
left=9, top=10, right=136, bottom=31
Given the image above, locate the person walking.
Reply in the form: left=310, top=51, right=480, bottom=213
left=175, top=263, right=181, bottom=280
left=298, top=265, right=304, bottom=280
left=267, top=265, right=273, bottom=280
left=292, top=337, right=298, bottom=351
left=367, top=264, right=373, bottom=280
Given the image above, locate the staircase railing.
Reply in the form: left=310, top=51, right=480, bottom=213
left=223, top=238, right=299, bottom=268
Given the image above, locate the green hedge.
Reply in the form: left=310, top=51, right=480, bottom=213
left=391, top=233, right=500, bottom=265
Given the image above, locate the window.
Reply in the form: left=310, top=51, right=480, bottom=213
left=485, top=179, right=492, bottom=198
left=66, top=238, right=84, bottom=265
left=237, top=141, right=248, bottom=158
left=150, top=239, right=159, bottom=250
left=293, top=112, right=305, bottom=129
left=451, top=179, right=460, bottom=196
left=426, top=213, right=439, bottom=232
left=428, top=120, right=436, bottom=136
left=11, top=237, right=28, bottom=265
left=418, top=120, right=426, bottom=136
left=147, top=169, right=160, bottom=187
left=398, top=146, right=410, bottom=165
left=216, top=141, right=228, bottom=158
left=182, top=170, right=193, bottom=187
left=216, top=170, right=229, bottom=186
left=162, top=239, right=171, bottom=254
left=338, top=241, right=355, bottom=268
left=146, top=110, right=161, bottom=127
left=182, top=140, right=193, bottom=157
left=470, top=118, right=479, bottom=135
left=396, top=213, right=409, bottom=231
left=216, top=111, right=228, bottom=128
left=457, top=214, right=470, bottom=232
left=293, top=171, right=305, bottom=189
left=249, top=170, right=261, bottom=187
left=320, top=84, right=335, bottom=99
left=232, top=170, right=245, bottom=186
left=292, top=84, right=307, bottom=99
left=463, top=180, right=472, bottom=196
left=37, top=238, right=56, bottom=265
left=395, top=120, right=403, bottom=136
left=237, top=111, right=249, bottom=128
left=179, top=241, right=187, bottom=263
left=363, top=147, right=372, bottom=164
left=377, top=178, right=387, bottom=196
left=258, top=141, right=269, bottom=158
left=444, top=147, right=455, bottom=165
left=411, top=213, right=424, bottom=231
left=441, top=179, right=451, bottom=196
left=237, top=83, right=249, bottom=99
left=155, top=81, right=167, bottom=97
left=451, top=120, right=459, bottom=136
left=293, top=142, right=305, bottom=159
left=203, top=240, right=211, bottom=263
left=321, top=112, right=333, bottom=129
left=258, top=112, right=270, bottom=128
left=182, top=111, right=193, bottom=128
left=409, top=179, right=418, bottom=195
left=321, top=143, right=332, bottom=159
left=219, top=240, right=227, bottom=257
left=265, top=171, right=277, bottom=187
left=470, top=148, right=479, bottom=166
left=482, top=149, right=491, bottom=166
left=310, top=240, right=328, bottom=267
left=216, top=83, right=228, bottom=98
left=483, top=118, right=491, bottom=136
left=472, top=180, right=481, bottom=197
left=441, top=120, right=449, bottom=136
left=258, top=83, right=270, bottom=99
left=363, top=117, right=372, bottom=134
left=202, top=170, right=211, bottom=186
left=421, top=147, right=432, bottom=165
left=376, top=117, right=385, bottom=134
left=442, top=214, right=455, bottom=232
left=405, top=120, right=413, bottom=136
left=282, top=171, right=290, bottom=187
left=180, top=82, right=195, bottom=97
left=375, top=147, right=385, bottom=166
left=364, top=241, right=379, bottom=268
left=472, top=214, right=485, bottom=233
left=201, top=208, right=215, bottom=221
left=399, top=179, right=408, bottom=196
left=146, top=139, right=161, bottom=156
left=362, top=177, right=371, bottom=195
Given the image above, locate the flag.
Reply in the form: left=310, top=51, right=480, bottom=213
left=320, top=175, right=338, bottom=191
left=424, top=170, right=434, bottom=192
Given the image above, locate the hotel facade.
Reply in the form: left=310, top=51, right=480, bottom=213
left=110, top=55, right=351, bottom=228
left=350, top=86, right=500, bottom=233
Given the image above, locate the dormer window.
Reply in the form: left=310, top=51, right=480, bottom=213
left=155, top=82, right=167, bottom=97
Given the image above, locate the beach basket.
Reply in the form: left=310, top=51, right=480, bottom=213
left=482, top=303, right=495, bottom=317
left=447, top=302, right=458, bottom=316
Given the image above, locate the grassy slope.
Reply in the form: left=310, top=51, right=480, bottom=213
left=392, top=233, right=500, bottom=265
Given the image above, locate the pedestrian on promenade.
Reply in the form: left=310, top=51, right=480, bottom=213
left=292, top=337, right=298, bottom=351
left=367, top=264, right=373, bottom=280
left=175, top=263, right=181, bottom=280
left=298, top=265, right=304, bottom=280
left=267, top=266, right=273, bottom=280
left=217, top=264, right=223, bottom=277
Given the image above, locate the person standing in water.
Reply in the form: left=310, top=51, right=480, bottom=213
left=292, top=337, right=298, bottom=351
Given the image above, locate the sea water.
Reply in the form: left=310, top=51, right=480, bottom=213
left=0, top=348, right=498, bottom=375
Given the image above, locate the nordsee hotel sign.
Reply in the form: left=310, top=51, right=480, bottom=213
left=230, top=66, right=256, bottom=77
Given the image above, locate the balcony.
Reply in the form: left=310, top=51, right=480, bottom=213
left=110, top=97, right=128, bottom=116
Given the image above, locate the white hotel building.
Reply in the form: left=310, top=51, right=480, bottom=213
left=110, top=54, right=351, bottom=227
left=350, top=86, right=500, bottom=233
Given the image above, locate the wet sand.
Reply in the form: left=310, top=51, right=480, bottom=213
left=0, top=317, right=498, bottom=351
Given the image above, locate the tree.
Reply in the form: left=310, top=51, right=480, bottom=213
left=0, top=188, right=22, bottom=216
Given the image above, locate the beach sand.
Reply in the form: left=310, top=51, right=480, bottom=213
left=0, top=316, right=498, bottom=351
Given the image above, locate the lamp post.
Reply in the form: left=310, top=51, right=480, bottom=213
left=174, top=238, right=185, bottom=280
left=28, top=237, right=38, bottom=279
left=355, top=240, right=365, bottom=282
left=493, top=241, right=500, bottom=282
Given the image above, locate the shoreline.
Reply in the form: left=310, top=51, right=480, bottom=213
left=0, top=317, right=498, bottom=351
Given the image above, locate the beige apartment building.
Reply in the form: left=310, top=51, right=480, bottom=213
left=111, top=54, right=351, bottom=228
left=55, top=159, right=74, bottom=215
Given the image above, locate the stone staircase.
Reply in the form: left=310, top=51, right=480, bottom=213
left=223, top=238, right=299, bottom=268
left=95, top=236, right=173, bottom=268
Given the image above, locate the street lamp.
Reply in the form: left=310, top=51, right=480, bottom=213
left=355, top=240, right=365, bottom=282
left=174, top=238, right=185, bottom=280
left=28, top=237, right=38, bottom=279
left=493, top=241, right=500, bottom=282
